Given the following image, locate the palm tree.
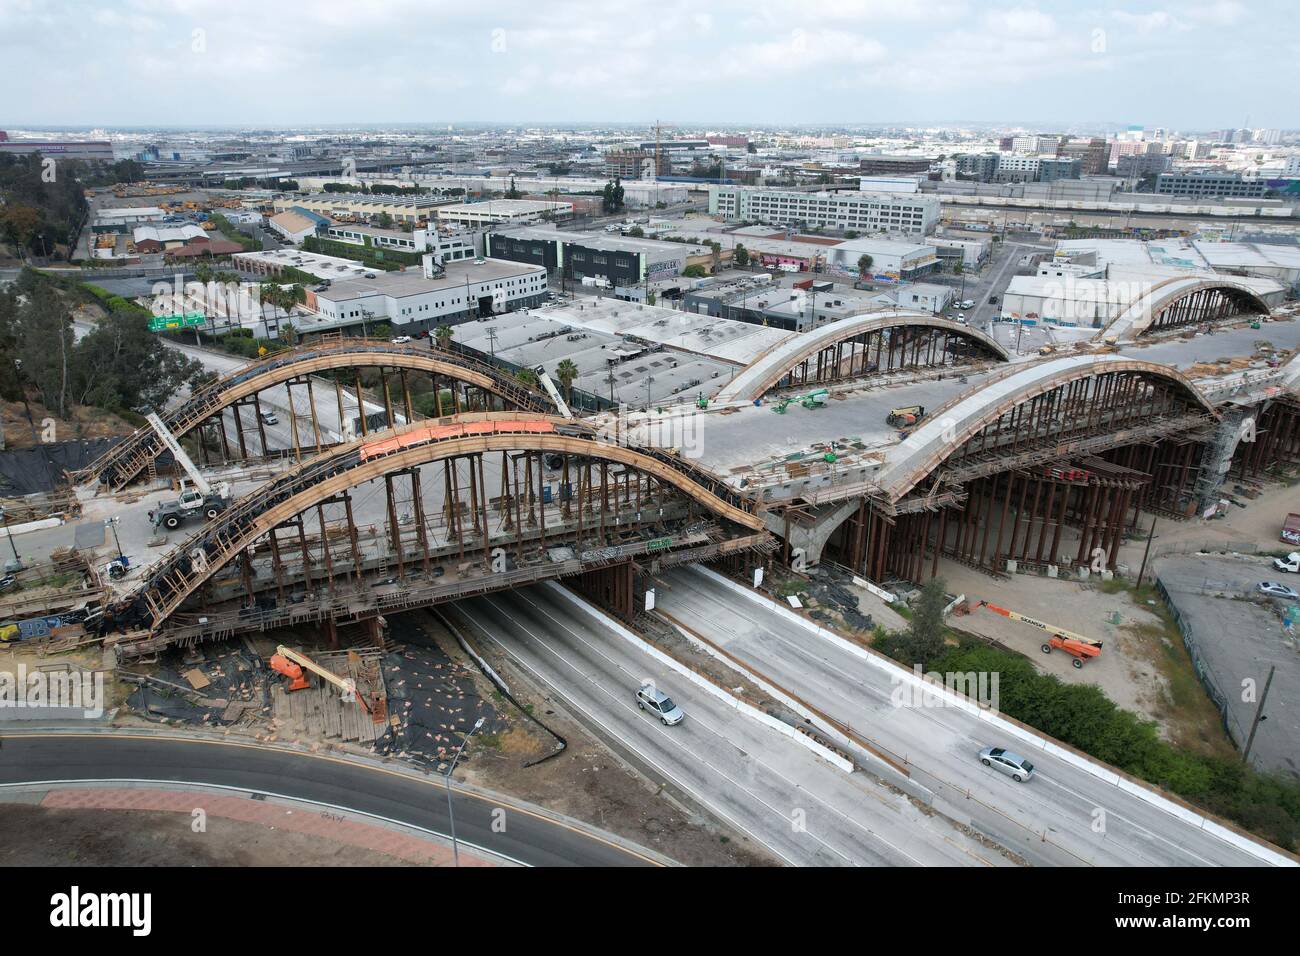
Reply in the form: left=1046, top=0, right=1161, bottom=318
left=555, top=359, right=579, bottom=404
left=434, top=324, right=454, bottom=351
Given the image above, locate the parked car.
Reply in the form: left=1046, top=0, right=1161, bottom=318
left=391, top=335, right=412, bottom=344
left=259, top=410, right=279, bottom=425
left=0, top=574, right=16, bottom=594
left=635, top=683, right=685, bottom=726
left=1256, top=581, right=1300, bottom=600
left=978, top=746, right=1035, bottom=782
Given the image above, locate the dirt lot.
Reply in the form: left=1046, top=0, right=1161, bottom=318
left=0, top=804, right=418, bottom=867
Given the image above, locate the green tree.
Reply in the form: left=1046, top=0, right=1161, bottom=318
left=900, top=577, right=949, bottom=668
left=515, top=367, right=538, bottom=386
left=554, top=358, right=579, bottom=403
left=601, top=178, right=625, bottom=214
left=733, top=243, right=749, bottom=267
left=434, top=324, right=454, bottom=350
left=857, top=254, right=874, bottom=277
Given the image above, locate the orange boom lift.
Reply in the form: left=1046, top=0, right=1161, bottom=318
left=976, top=601, right=1103, bottom=668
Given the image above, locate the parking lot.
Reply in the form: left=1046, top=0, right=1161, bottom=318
left=1155, top=554, right=1300, bottom=778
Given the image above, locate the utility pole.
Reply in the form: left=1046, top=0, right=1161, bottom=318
left=1136, top=517, right=1158, bottom=587
left=1242, top=665, right=1275, bottom=765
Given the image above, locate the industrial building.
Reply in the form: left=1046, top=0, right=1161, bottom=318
left=307, top=258, right=548, bottom=333
left=232, top=249, right=378, bottom=281
left=273, top=194, right=447, bottom=225
left=1156, top=172, right=1268, bottom=199
left=823, top=237, right=940, bottom=282
left=858, top=155, right=934, bottom=176
left=708, top=186, right=939, bottom=235
left=435, top=199, right=572, bottom=226
left=0, top=131, right=114, bottom=161
left=484, top=226, right=709, bottom=285
left=268, top=208, right=329, bottom=244
left=91, top=206, right=168, bottom=233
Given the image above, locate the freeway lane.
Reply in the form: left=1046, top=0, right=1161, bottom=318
left=656, top=566, right=1290, bottom=867
left=455, top=583, right=1013, bottom=867
left=0, top=732, right=659, bottom=867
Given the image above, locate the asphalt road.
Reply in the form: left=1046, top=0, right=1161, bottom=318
left=0, top=731, right=659, bottom=867
left=453, top=582, right=1013, bottom=867
left=655, top=565, right=1289, bottom=867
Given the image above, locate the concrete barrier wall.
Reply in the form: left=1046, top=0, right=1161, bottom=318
left=698, top=566, right=1298, bottom=867
left=544, top=582, right=855, bottom=774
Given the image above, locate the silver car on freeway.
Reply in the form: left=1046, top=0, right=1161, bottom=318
left=978, top=746, right=1035, bottom=782
left=635, top=684, right=685, bottom=726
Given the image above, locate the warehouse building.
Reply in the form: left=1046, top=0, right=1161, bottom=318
left=435, top=199, right=572, bottom=227
left=1156, top=172, right=1268, bottom=199
left=273, top=194, right=446, bottom=225
left=308, top=258, right=548, bottom=334
left=824, top=237, right=941, bottom=282
left=708, top=185, right=939, bottom=235
left=484, top=226, right=706, bottom=285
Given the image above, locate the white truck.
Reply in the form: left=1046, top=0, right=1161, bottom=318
left=149, top=482, right=232, bottom=530
left=1272, top=551, right=1300, bottom=573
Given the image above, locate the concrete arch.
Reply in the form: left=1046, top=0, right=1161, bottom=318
left=77, top=340, right=552, bottom=489
left=878, top=355, right=1217, bottom=502
left=121, top=413, right=764, bottom=629
left=715, top=311, right=1009, bottom=403
left=1098, top=276, right=1272, bottom=341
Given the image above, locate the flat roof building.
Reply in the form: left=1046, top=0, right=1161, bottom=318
left=308, top=258, right=548, bottom=333
left=1156, top=172, right=1267, bottom=199
left=708, top=185, right=939, bottom=236
left=824, top=237, right=941, bottom=281
left=273, top=194, right=446, bottom=224
left=485, top=226, right=708, bottom=284
left=232, top=249, right=377, bottom=282
left=436, top=199, right=572, bottom=227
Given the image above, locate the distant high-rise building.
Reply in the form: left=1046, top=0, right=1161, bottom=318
left=1056, top=137, right=1107, bottom=175
left=603, top=148, right=669, bottom=180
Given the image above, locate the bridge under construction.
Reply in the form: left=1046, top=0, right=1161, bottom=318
left=38, top=295, right=1300, bottom=659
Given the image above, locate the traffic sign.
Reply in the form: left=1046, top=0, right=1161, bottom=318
left=148, top=312, right=207, bottom=332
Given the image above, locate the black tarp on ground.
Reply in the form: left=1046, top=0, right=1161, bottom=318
left=0, top=437, right=122, bottom=495
left=373, top=615, right=502, bottom=771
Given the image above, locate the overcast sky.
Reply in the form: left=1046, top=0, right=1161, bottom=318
left=2, top=0, right=1291, bottom=131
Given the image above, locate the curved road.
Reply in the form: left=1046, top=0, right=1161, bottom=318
left=0, top=732, right=660, bottom=867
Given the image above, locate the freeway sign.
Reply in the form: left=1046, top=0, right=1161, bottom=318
left=147, top=312, right=207, bottom=332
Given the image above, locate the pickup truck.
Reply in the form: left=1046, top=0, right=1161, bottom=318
left=149, top=484, right=232, bottom=531
left=1273, top=551, right=1300, bottom=573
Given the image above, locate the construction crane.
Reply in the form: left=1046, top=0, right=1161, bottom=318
left=977, top=601, right=1103, bottom=668
left=532, top=365, right=574, bottom=420
left=270, top=644, right=374, bottom=714
left=146, top=412, right=211, bottom=495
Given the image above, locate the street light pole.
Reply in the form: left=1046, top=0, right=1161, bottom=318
left=444, top=716, right=486, bottom=867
